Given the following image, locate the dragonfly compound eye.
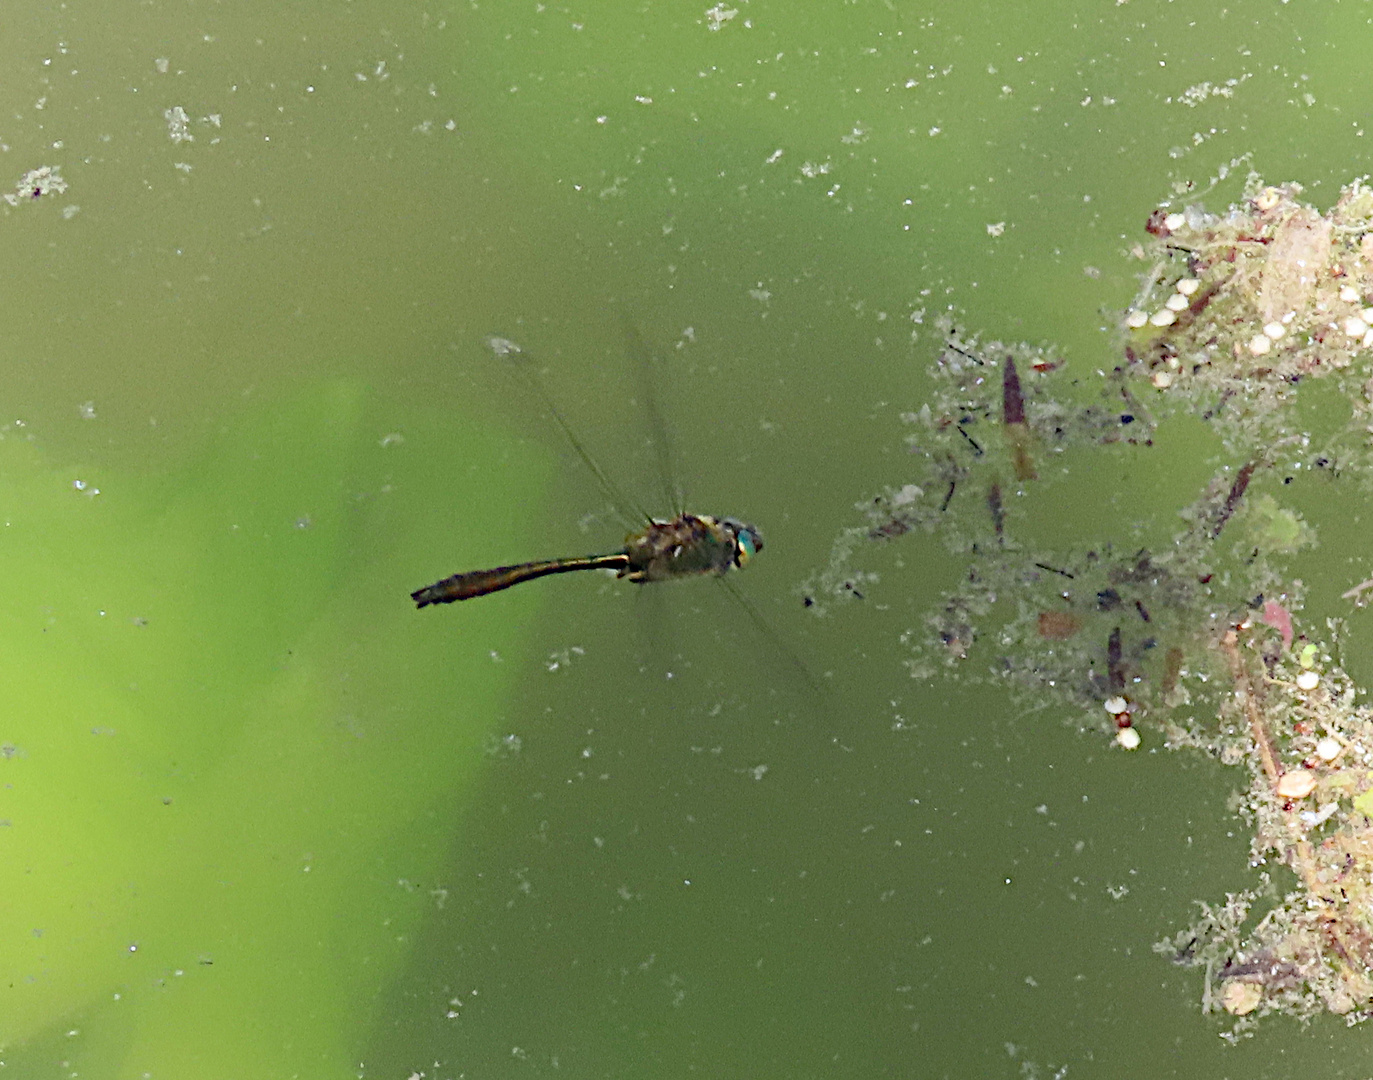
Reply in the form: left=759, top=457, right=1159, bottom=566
left=727, top=520, right=763, bottom=566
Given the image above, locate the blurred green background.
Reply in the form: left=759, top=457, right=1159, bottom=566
left=3, top=1, right=1373, bottom=1076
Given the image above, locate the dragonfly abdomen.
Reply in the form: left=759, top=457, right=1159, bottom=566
left=412, top=552, right=630, bottom=606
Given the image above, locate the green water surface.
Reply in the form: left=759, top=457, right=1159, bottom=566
left=4, top=1, right=1373, bottom=1077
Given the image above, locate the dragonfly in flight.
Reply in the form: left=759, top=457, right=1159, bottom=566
left=411, top=335, right=763, bottom=608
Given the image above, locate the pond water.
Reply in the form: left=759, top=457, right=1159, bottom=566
left=4, top=1, right=1373, bottom=1076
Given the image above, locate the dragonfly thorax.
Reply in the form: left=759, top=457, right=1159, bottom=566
left=622, top=513, right=763, bottom=583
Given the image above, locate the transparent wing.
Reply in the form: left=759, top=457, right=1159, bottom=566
left=622, top=320, right=686, bottom=517
left=717, top=577, right=825, bottom=697
left=486, top=334, right=653, bottom=527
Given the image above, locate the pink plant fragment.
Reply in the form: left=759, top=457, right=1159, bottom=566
left=1262, top=599, right=1294, bottom=650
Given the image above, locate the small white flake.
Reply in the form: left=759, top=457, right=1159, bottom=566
left=165, top=106, right=193, bottom=143
left=1175, top=79, right=1246, bottom=108
left=705, top=4, right=738, bottom=30
left=1300, top=802, right=1339, bottom=828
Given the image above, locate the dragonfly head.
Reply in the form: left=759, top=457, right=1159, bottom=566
left=724, top=519, right=764, bottom=568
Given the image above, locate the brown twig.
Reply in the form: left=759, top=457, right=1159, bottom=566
left=1220, top=627, right=1281, bottom=784
left=1219, top=626, right=1373, bottom=992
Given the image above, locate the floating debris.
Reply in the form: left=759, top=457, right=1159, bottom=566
left=1159, top=624, right=1373, bottom=1025
left=799, top=326, right=1151, bottom=612
left=165, top=105, right=194, bottom=143
left=1124, top=178, right=1373, bottom=455
left=2, top=165, right=67, bottom=207
left=810, top=175, right=1373, bottom=1028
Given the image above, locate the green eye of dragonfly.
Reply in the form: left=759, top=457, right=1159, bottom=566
left=726, top=519, right=762, bottom=568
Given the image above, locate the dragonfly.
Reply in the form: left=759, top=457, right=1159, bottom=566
left=412, top=512, right=762, bottom=606
left=411, top=335, right=764, bottom=609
